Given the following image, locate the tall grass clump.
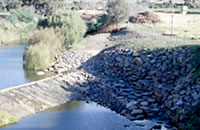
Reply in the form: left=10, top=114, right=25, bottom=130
left=0, top=110, right=20, bottom=127
left=38, top=10, right=87, bottom=48
left=24, top=28, right=62, bottom=70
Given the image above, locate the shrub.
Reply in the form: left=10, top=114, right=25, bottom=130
left=24, top=28, right=62, bottom=70
left=86, top=21, right=102, bottom=34
left=0, top=110, right=19, bottom=126
left=6, top=0, right=65, bottom=16
left=129, top=11, right=161, bottom=24
left=7, top=8, right=39, bottom=24
left=103, top=0, right=129, bottom=26
left=3, top=0, right=22, bottom=11
left=38, top=10, right=87, bottom=48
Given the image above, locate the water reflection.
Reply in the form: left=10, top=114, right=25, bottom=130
left=45, top=101, right=82, bottom=113
left=25, top=70, right=46, bottom=82
left=0, top=43, right=28, bottom=89
left=0, top=43, right=47, bottom=89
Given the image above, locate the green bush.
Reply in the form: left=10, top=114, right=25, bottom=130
left=38, top=10, right=87, bottom=48
left=24, top=28, right=62, bottom=70
left=102, top=0, right=129, bottom=26
left=7, top=8, right=39, bottom=24
left=86, top=21, right=102, bottom=34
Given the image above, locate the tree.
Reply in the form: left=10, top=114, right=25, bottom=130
left=3, top=0, right=22, bottom=11
left=1, top=0, right=65, bottom=15
left=21, top=0, right=65, bottom=16
left=184, top=0, right=199, bottom=8
left=104, top=0, right=129, bottom=26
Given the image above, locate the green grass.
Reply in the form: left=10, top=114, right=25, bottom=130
left=152, top=8, right=200, bottom=14
left=111, top=22, right=200, bottom=80
left=110, top=23, right=199, bottom=53
left=0, top=110, right=20, bottom=127
left=133, top=12, right=200, bottom=42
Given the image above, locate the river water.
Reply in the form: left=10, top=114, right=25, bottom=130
left=0, top=44, right=157, bottom=130
left=2, top=101, right=157, bottom=130
left=0, top=43, right=45, bottom=89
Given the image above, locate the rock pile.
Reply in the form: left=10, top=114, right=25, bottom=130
left=129, top=11, right=161, bottom=24
left=51, top=46, right=199, bottom=129
left=78, top=46, right=200, bottom=129
left=48, top=51, right=92, bottom=74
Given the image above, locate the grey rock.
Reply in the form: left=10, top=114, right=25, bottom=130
left=126, top=101, right=138, bottom=108
left=140, top=101, right=148, bottom=106
left=131, top=109, right=143, bottom=115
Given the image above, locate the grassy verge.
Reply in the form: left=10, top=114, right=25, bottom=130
left=24, top=28, right=62, bottom=70
left=110, top=24, right=198, bottom=52
left=132, top=12, right=200, bottom=42
left=0, top=110, right=20, bottom=127
left=152, top=8, right=200, bottom=14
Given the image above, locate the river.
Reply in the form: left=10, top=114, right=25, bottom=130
left=0, top=43, right=46, bottom=89
left=0, top=43, right=157, bottom=130
left=2, top=101, right=157, bottom=130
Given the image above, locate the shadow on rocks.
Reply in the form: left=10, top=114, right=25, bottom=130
left=77, top=44, right=200, bottom=129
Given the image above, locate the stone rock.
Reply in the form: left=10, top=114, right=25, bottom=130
left=75, top=47, right=198, bottom=129
left=140, top=101, right=148, bottom=106
left=36, top=71, right=45, bottom=76
left=131, top=109, right=143, bottom=115
left=126, top=101, right=138, bottom=108
left=151, top=124, right=162, bottom=129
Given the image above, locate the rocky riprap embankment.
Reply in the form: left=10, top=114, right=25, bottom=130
left=40, top=45, right=199, bottom=129
left=47, top=51, right=93, bottom=74
left=76, top=46, right=200, bottom=129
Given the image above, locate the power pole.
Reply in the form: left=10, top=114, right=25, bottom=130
left=170, top=0, right=174, bottom=35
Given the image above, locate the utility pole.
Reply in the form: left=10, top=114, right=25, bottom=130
left=170, top=0, right=174, bottom=35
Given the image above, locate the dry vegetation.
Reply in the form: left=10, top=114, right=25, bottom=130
left=134, top=12, right=200, bottom=41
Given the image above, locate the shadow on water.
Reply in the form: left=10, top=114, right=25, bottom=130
left=44, top=101, right=82, bottom=113
left=2, top=101, right=157, bottom=130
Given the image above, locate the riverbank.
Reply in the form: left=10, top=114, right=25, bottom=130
left=0, top=24, right=199, bottom=129
left=45, top=46, right=199, bottom=129
left=77, top=46, right=199, bottom=129
left=1, top=43, right=199, bottom=129
left=0, top=110, right=19, bottom=127
left=52, top=30, right=199, bottom=129
left=0, top=24, right=33, bottom=46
